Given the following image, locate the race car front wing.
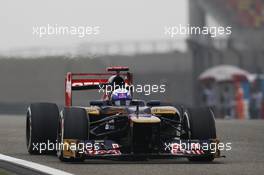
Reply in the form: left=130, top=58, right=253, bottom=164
left=60, top=139, right=222, bottom=159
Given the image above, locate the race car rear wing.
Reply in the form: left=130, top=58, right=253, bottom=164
left=65, top=66, right=133, bottom=106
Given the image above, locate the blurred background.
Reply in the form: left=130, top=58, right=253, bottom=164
left=0, top=0, right=264, bottom=119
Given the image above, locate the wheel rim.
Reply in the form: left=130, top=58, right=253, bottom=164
left=26, top=108, right=32, bottom=150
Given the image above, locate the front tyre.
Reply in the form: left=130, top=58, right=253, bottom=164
left=183, top=107, right=216, bottom=162
left=57, top=107, right=89, bottom=162
left=26, top=103, right=59, bottom=154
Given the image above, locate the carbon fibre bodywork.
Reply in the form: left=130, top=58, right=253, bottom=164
left=60, top=105, right=221, bottom=160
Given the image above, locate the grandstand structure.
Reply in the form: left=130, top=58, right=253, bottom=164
left=190, top=0, right=264, bottom=50
left=189, top=0, right=264, bottom=105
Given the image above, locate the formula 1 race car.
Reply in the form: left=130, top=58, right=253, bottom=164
left=26, top=66, right=221, bottom=162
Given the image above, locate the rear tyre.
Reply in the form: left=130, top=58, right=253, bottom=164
left=26, top=103, right=59, bottom=155
left=183, top=107, right=216, bottom=162
left=57, top=107, right=89, bottom=162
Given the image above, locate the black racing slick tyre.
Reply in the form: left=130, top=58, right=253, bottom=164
left=26, top=103, right=59, bottom=155
left=57, top=107, right=89, bottom=162
left=183, top=107, right=216, bottom=162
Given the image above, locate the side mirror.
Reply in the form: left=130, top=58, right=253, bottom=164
left=90, top=100, right=105, bottom=106
left=146, top=100, right=161, bottom=106
left=131, top=100, right=145, bottom=106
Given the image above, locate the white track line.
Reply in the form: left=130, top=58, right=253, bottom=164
left=0, top=154, right=73, bottom=175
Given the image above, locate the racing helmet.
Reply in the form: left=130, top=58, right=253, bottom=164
left=111, top=89, right=132, bottom=106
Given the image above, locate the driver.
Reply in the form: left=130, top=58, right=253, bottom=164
left=111, top=88, right=132, bottom=106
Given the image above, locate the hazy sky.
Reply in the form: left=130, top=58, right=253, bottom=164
left=0, top=0, right=188, bottom=50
